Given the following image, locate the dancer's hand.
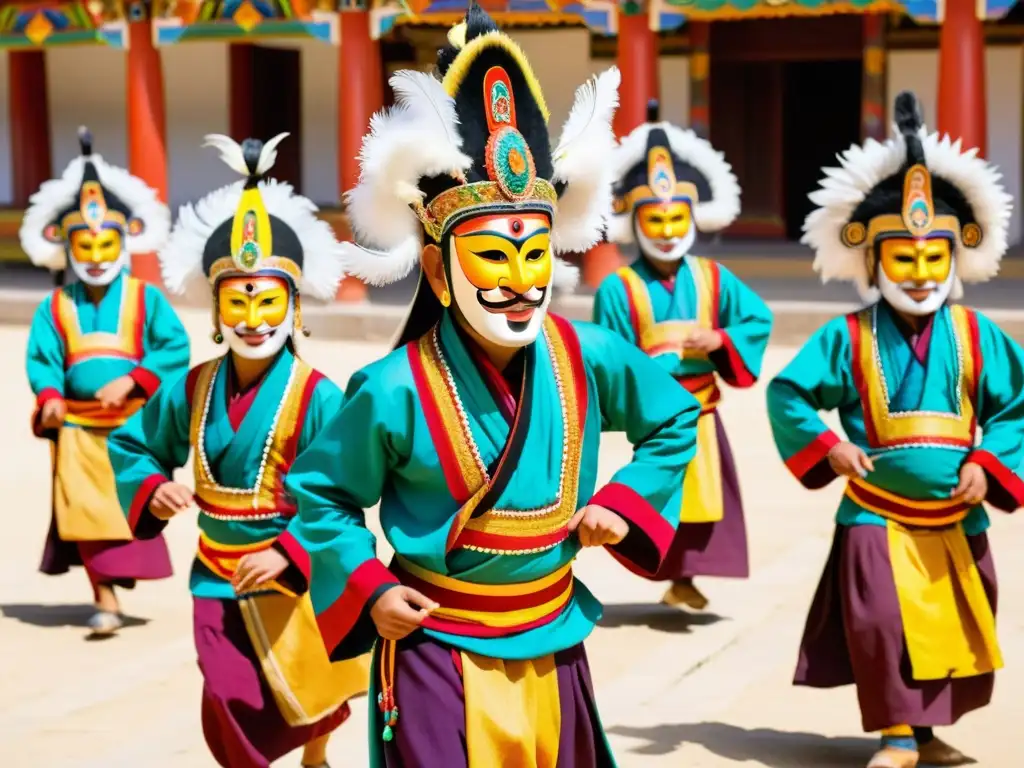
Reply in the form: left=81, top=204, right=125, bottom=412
left=568, top=505, right=629, bottom=547
left=952, top=462, right=988, bottom=505
left=150, top=482, right=194, bottom=520
left=682, top=328, right=723, bottom=353
left=39, top=398, right=67, bottom=429
left=233, top=549, right=289, bottom=594
left=370, top=586, right=439, bottom=641
left=827, top=442, right=874, bottom=479
left=96, top=375, right=136, bottom=409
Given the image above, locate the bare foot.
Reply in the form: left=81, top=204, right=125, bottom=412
left=868, top=746, right=919, bottom=768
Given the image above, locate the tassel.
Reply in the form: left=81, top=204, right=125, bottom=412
left=378, top=639, right=400, bottom=742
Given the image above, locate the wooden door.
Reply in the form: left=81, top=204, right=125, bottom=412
left=250, top=46, right=303, bottom=191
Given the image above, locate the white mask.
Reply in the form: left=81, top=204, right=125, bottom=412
left=220, top=299, right=294, bottom=360
left=877, top=256, right=957, bottom=316
left=68, top=248, right=129, bottom=287
left=634, top=217, right=696, bottom=264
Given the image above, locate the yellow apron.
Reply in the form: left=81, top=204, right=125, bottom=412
left=53, top=426, right=133, bottom=542
left=200, top=534, right=370, bottom=726
left=678, top=375, right=725, bottom=524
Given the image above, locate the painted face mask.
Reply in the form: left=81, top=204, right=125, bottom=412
left=876, top=236, right=956, bottom=316
left=67, top=226, right=128, bottom=286
left=216, top=275, right=294, bottom=359
left=634, top=200, right=696, bottom=263
left=448, top=212, right=553, bottom=348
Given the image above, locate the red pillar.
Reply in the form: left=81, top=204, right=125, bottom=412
left=938, top=0, right=985, bottom=156
left=8, top=51, right=53, bottom=207
left=126, top=18, right=167, bottom=287
left=586, top=11, right=660, bottom=289
left=688, top=22, right=710, bottom=140
left=861, top=14, right=886, bottom=143
left=229, top=44, right=255, bottom=140
left=336, top=10, right=383, bottom=302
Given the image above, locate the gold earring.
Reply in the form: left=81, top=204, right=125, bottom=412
left=440, top=288, right=451, bottom=308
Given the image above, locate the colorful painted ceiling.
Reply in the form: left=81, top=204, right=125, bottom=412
left=152, top=0, right=338, bottom=44
left=0, top=1, right=127, bottom=47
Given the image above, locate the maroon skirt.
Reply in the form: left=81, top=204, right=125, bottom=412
left=39, top=512, right=172, bottom=593
left=795, top=524, right=997, bottom=732
left=379, top=635, right=615, bottom=768
left=193, top=597, right=351, bottom=768
left=655, top=411, right=750, bottom=581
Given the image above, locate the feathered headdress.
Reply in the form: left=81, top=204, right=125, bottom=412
left=803, top=91, right=1012, bottom=300
left=340, top=2, right=619, bottom=293
left=607, top=101, right=741, bottom=245
left=159, top=133, right=344, bottom=302
left=20, top=127, right=170, bottom=271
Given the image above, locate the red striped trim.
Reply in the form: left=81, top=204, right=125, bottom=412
left=590, top=481, right=674, bottom=578
left=785, top=430, right=841, bottom=481
left=619, top=272, right=642, bottom=342
left=184, top=364, right=206, bottom=410
left=130, top=367, right=161, bottom=398
left=275, top=530, right=311, bottom=581
left=316, top=559, right=399, bottom=654
left=392, top=563, right=573, bottom=613
left=50, top=288, right=66, bottom=348
left=549, top=313, right=589, bottom=436
left=706, top=259, right=722, bottom=330
left=716, top=330, right=757, bottom=388
left=969, top=449, right=1024, bottom=511
left=128, top=473, right=169, bottom=531
left=963, top=307, right=983, bottom=435
left=406, top=340, right=472, bottom=504
left=421, top=602, right=569, bottom=639
left=851, top=482, right=972, bottom=521
left=274, top=369, right=325, bottom=510
left=66, top=348, right=141, bottom=366
left=847, top=312, right=880, bottom=447
left=453, top=527, right=571, bottom=554
left=132, top=279, right=146, bottom=358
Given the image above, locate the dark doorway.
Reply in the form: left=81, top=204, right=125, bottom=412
left=782, top=60, right=862, bottom=240
left=230, top=45, right=303, bottom=191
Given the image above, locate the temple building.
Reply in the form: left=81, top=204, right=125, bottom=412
left=0, top=0, right=1020, bottom=296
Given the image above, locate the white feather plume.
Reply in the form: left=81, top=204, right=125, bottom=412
left=201, top=134, right=250, bottom=177
left=19, top=153, right=170, bottom=271
left=257, top=133, right=289, bottom=175
left=342, top=69, right=472, bottom=286
left=608, top=121, right=741, bottom=243
left=802, top=124, right=1013, bottom=296
left=550, top=67, right=621, bottom=254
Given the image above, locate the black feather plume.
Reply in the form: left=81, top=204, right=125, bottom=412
left=646, top=100, right=660, bottom=122
left=77, top=127, right=93, bottom=157
left=240, top=138, right=263, bottom=186
left=437, top=2, right=499, bottom=76
left=894, top=91, right=925, bottom=166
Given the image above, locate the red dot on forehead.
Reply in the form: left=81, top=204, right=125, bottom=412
left=511, top=218, right=523, bottom=234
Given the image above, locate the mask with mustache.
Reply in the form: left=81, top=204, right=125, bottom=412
left=876, top=237, right=956, bottom=316
left=446, top=213, right=553, bottom=348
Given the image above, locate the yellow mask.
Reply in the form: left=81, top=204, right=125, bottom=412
left=878, top=237, right=952, bottom=285
left=451, top=213, right=552, bottom=295
left=69, top=227, right=123, bottom=264
left=636, top=201, right=692, bottom=241
left=217, top=276, right=291, bottom=329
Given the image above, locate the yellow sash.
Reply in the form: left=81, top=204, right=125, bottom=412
left=239, top=592, right=370, bottom=726
left=679, top=376, right=724, bottom=524
left=461, top=651, right=561, bottom=768
left=887, top=521, right=1002, bottom=681
left=53, top=426, right=133, bottom=542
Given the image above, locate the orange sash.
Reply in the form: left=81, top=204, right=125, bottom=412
left=64, top=398, right=145, bottom=430
left=845, top=477, right=972, bottom=528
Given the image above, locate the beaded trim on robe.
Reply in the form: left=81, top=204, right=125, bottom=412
left=848, top=304, right=980, bottom=451
left=188, top=356, right=316, bottom=520
left=51, top=277, right=146, bottom=368
left=408, top=315, right=588, bottom=555
left=618, top=257, right=719, bottom=360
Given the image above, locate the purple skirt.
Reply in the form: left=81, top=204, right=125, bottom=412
left=193, top=597, right=351, bottom=768
left=655, top=411, right=749, bottom=581
left=39, top=512, right=172, bottom=593
left=380, top=636, right=614, bottom=768
left=795, top=524, right=997, bottom=732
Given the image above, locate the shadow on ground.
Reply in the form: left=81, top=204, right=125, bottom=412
left=0, top=603, right=149, bottom=631
left=608, top=721, right=875, bottom=766
left=598, top=602, right=725, bottom=633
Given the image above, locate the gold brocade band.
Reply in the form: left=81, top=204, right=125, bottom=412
left=886, top=521, right=1002, bottom=681
left=415, top=179, right=558, bottom=244
left=621, top=181, right=699, bottom=212
left=195, top=532, right=298, bottom=598
left=54, top=276, right=145, bottom=366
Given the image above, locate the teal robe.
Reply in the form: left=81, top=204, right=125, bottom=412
left=592, top=256, right=772, bottom=384
left=107, top=347, right=344, bottom=598
left=284, top=313, right=700, bottom=663
left=26, top=271, right=189, bottom=421
left=767, top=302, right=1024, bottom=529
